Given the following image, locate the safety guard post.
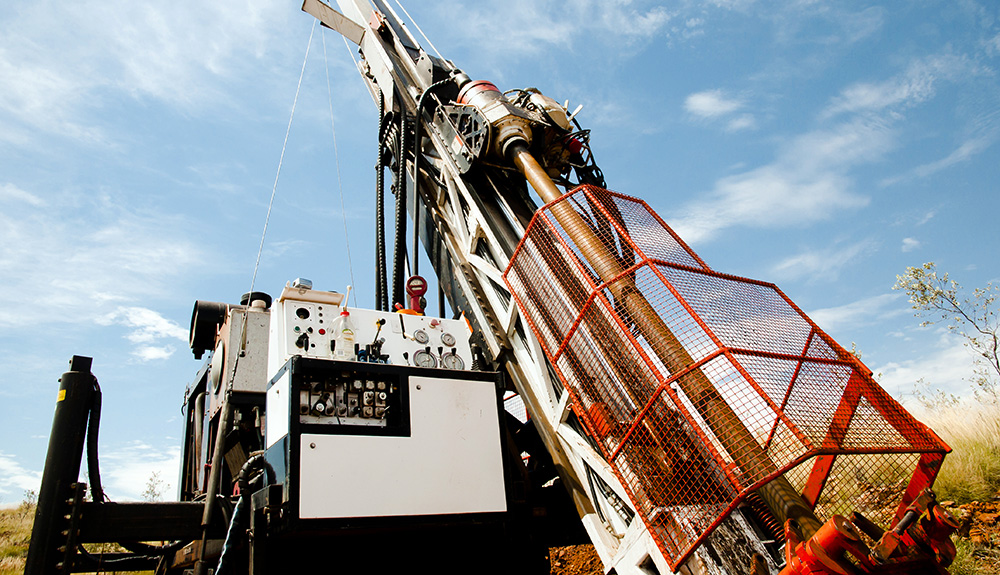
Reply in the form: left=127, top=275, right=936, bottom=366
left=25, top=355, right=96, bottom=575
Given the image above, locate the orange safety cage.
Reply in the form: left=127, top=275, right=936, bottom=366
left=502, top=185, right=950, bottom=569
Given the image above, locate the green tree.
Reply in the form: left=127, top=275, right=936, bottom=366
left=893, top=262, right=999, bottom=400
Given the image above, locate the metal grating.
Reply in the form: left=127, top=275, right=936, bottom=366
left=503, top=185, right=950, bottom=569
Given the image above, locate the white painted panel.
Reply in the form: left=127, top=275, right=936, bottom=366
left=266, top=372, right=290, bottom=449
left=299, top=375, right=506, bottom=518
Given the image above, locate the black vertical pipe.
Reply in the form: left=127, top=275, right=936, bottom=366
left=25, top=355, right=96, bottom=575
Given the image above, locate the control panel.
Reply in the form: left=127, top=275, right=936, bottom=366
left=264, top=356, right=506, bottom=522
left=267, top=283, right=475, bottom=380
left=298, top=370, right=404, bottom=430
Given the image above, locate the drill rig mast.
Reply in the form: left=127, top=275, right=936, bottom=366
left=303, top=1, right=958, bottom=573
left=23, top=2, right=959, bottom=574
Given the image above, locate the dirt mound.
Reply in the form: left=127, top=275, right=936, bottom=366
left=549, top=545, right=603, bottom=575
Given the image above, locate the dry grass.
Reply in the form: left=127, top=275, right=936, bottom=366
left=0, top=501, right=35, bottom=575
left=0, top=500, right=154, bottom=575
left=919, top=400, right=1000, bottom=503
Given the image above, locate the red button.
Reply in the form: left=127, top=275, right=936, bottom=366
left=318, top=329, right=326, bottom=335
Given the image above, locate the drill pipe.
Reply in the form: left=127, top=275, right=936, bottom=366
left=507, top=141, right=822, bottom=540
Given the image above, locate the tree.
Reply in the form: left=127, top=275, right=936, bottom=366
left=893, top=262, right=999, bottom=400
left=141, top=471, right=166, bottom=502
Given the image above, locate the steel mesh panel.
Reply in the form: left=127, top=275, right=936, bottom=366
left=580, top=187, right=708, bottom=270
left=813, top=453, right=920, bottom=527
left=842, top=396, right=910, bottom=449
left=503, top=185, right=948, bottom=568
left=655, top=266, right=814, bottom=356
left=629, top=264, right=717, bottom=364
left=503, top=220, right=590, bottom=352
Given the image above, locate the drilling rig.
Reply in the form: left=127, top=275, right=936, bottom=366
left=26, top=1, right=960, bottom=574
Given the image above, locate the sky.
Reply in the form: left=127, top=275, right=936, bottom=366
left=1, top=0, right=998, bottom=503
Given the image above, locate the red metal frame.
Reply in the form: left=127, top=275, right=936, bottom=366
left=503, top=185, right=950, bottom=570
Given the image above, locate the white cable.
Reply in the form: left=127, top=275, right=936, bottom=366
left=323, top=30, right=357, bottom=307
left=394, top=0, right=445, bottom=62
left=248, top=19, right=317, bottom=299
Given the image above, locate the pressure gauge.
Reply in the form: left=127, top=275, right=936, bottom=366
left=441, top=352, right=465, bottom=370
left=412, top=349, right=437, bottom=368
left=440, top=332, right=456, bottom=347
left=413, top=329, right=430, bottom=344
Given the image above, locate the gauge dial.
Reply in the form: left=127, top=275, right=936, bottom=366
left=441, top=352, right=465, bottom=370
left=412, top=349, right=437, bottom=368
left=413, top=329, right=430, bottom=344
left=440, top=332, right=457, bottom=347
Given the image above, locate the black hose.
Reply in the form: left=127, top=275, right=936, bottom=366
left=74, top=545, right=159, bottom=570
left=375, top=86, right=389, bottom=312
left=83, top=380, right=188, bottom=556
left=216, top=454, right=275, bottom=575
left=391, top=108, right=409, bottom=309
left=86, top=382, right=105, bottom=504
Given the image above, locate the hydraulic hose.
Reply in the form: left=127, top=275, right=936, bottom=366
left=375, top=86, right=388, bottom=312
left=84, top=377, right=188, bottom=556
left=215, top=453, right=275, bottom=575
left=391, top=109, right=409, bottom=309
left=86, top=382, right=105, bottom=504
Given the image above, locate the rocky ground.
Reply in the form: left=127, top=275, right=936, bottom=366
left=549, top=545, right=604, bottom=575
left=946, top=498, right=1000, bottom=574
left=549, top=498, right=1000, bottom=574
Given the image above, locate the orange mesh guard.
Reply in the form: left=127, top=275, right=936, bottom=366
left=503, top=185, right=949, bottom=569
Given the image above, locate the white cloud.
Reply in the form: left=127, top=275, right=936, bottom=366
left=913, top=137, right=992, bottom=177
left=839, top=6, right=885, bottom=44
left=822, top=54, right=973, bottom=119
left=882, top=136, right=995, bottom=186
left=0, top=443, right=180, bottom=504
left=726, top=114, right=757, bottom=132
left=429, top=0, right=673, bottom=61
left=875, top=335, right=980, bottom=399
left=98, top=441, right=180, bottom=501
left=987, top=32, right=1000, bottom=55
left=901, top=237, right=920, bottom=252
left=98, top=307, right=187, bottom=361
left=0, top=452, right=42, bottom=503
left=807, top=293, right=903, bottom=333
left=771, top=240, right=876, bottom=282
left=669, top=119, right=882, bottom=242
left=133, top=346, right=178, bottom=362
left=0, top=183, right=44, bottom=206
left=101, top=307, right=188, bottom=344
left=685, top=90, right=744, bottom=119
left=0, top=189, right=203, bottom=330
left=0, top=0, right=289, bottom=145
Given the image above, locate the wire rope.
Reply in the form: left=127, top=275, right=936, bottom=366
left=247, top=19, right=317, bottom=301
left=322, top=30, right=357, bottom=307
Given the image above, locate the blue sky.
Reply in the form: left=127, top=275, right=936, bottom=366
left=1, top=0, right=998, bottom=502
